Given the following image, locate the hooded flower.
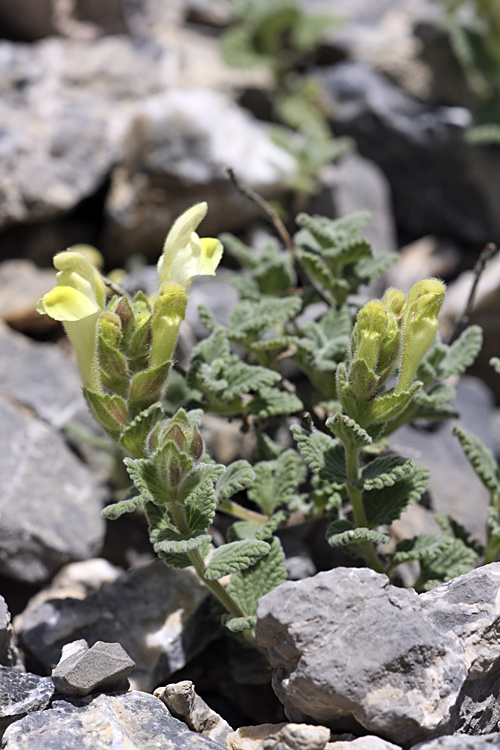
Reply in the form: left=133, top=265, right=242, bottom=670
left=36, top=250, right=106, bottom=390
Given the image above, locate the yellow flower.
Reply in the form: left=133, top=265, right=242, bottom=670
left=36, top=250, right=106, bottom=390
left=157, top=202, right=223, bottom=293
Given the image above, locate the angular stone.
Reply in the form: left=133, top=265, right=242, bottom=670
left=413, top=735, right=500, bottom=749
left=155, top=680, right=233, bottom=745
left=1, top=690, right=225, bottom=749
left=325, top=739, right=401, bottom=750
left=256, top=568, right=467, bottom=746
left=0, top=395, right=105, bottom=583
left=0, top=596, right=21, bottom=668
left=16, top=560, right=217, bottom=691
left=0, top=667, right=54, bottom=737
left=52, top=640, right=135, bottom=696
left=0, top=261, right=57, bottom=333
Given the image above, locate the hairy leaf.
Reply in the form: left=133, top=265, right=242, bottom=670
left=246, top=387, right=303, bottom=417
left=215, top=460, right=256, bottom=504
left=363, top=465, right=429, bottom=527
left=247, top=449, right=306, bottom=516
left=437, top=325, right=483, bottom=377
left=124, top=457, right=169, bottom=504
left=453, top=426, right=500, bottom=496
left=228, top=296, right=302, bottom=345
left=119, top=403, right=163, bottom=458
left=154, top=530, right=211, bottom=554
left=360, top=456, right=415, bottom=490
left=491, top=357, right=500, bottom=375
left=128, top=361, right=171, bottom=417
left=183, top=481, right=218, bottom=533
left=363, top=383, right=421, bottom=426
left=204, top=540, right=270, bottom=580
left=224, top=615, right=258, bottom=633
left=222, top=361, right=281, bottom=400
left=102, top=494, right=145, bottom=520
left=390, top=533, right=455, bottom=566
left=291, top=424, right=346, bottom=484
left=328, top=526, right=391, bottom=548
left=327, top=413, right=372, bottom=448
left=177, top=463, right=225, bottom=505
left=228, top=537, right=286, bottom=616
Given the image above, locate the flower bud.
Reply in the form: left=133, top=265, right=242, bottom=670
left=376, top=312, right=400, bottom=384
left=382, top=288, right=406, bottom=323
left=352, top=300, right=389, bottom=371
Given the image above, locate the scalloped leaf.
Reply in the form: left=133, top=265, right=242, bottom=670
left=177, top=463, right=225, bottom=505
left=222, top=361, right=281, bottom=400
left=247, top=449, right=307, bottom=516
left=224, top=615, right=257, bottom=633
left=245, top=387, right=303, bottom=417
left=119, top=403, right=164, bottom=458
left=124, top=457, right=168, bottom=504
left=419, top=537, right=480, bottom=585
left=183, top=480, right=218, bottom=534
left=228, top=537, right=286, bottom=617
left=363, top=383, right=421, bottom=426
left=84, top=389, right=129, bottom=436
left=228, top=512, right=289, bottom=543
left=154, top=531, right=211, bottom=554
left=328, top=526, right=391, bottom=548
left=490, top=357, right=500, bottom=375
left=437, top=325, right=483, bottom=377
left=390, top=533, right=455, bottom=566
left=291, top=424, right=346, bottom=484
left=326, top=413, right=372, bottom=448
left=101, top=493, right=145, bottom=520
left=360, top=456, right=415, bottom=490
left=128, top=361, right=171, bottom=418
left=215, top=460, right=256, bottom=504
left=453, top=426, right=500, bottom=496
left=197, top=304, right=217, bottom=331
left=363, top=465, right=429, bottom=527
left=228, top=296, right=302, bottom=345
left=204, top=539, right=270, bottom=580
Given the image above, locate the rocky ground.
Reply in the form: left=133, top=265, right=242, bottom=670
left=3, top=1, right=500, bottom=748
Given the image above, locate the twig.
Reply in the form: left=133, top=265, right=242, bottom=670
left=103, top=276, right=129, bottom=298
left=227, top=167, right=331, bottom=305
left=447, top=242, right=498, bottom=343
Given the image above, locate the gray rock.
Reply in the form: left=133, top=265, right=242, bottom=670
left=0, top=667, right=54, bottom=738
left=16, top=560, right=218, bottom=691
left=52, top=640, right=135, bottom=696
left=316, top=61, right=500, bottom=248
left=263, top=723, right=331, bottom=750
left=256, top=568, right=467, bottom=746
left=155, top=680, right=233, bottom=744
left=0, top=395, right=105, bottom=583
left=1, top=690, right=225, bottom=749
left=326, top=738, right=401, bottom=750
left=413, top=734, right=500, bottom=749
left=0, top=596, right=21, bottom=669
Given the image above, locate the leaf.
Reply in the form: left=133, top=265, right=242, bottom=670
left=247, top=449, right=307, bottom=516
left=328, top=526, right=391, bottom=548
left=437, top=325, right=483, bottom=377
left=154, top=530, right=211, bottom=554
left=228, top=512, right=289, bottom=543
left=197, top=304, right=217, bottom=331
left=177, top=463, right=225, bottom=505
left=84, top=389, right=129, bottom=435
left=204, top=540, right=270, bottom=580
left=291, top=424, right=346, bottom=484
left=224, top=615, right=257, bottom=633
left=228, top=537, right=287, bottom=617
left=128, top=361, right=171, bottom=418
left=183, top=481, right=217, bottom=534
left=124, top=457, right=169, bottom=504
left=101, top=494, right=145, bottom=520
left=245, top=387, right=303, bottom=417
left=360, top=455, right=415, bottom=490
left=219, top=232, right=258, bottom=269
left=363, top=383, right=422, bottom=426
left=221, top=361, right=281, bottom=400
left=228, top=296, right=302, bottom=346
left=453, top=426, right=500, bottom=496
left=419, top=537, right=480, bottom=585
left=490, top=357, right=500, bottom=375
left=120, top=403, right=164, bottom=458
left=215, top=460, right=256, bottom=504
left=326, top=413, right=372, bottom=448
left=363, top=465, right=429, bottom=527
left=390, top=533, right=455, bottom=566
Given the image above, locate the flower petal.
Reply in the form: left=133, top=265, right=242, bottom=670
left=158, top=203, right=208, bottom=288
left=39, top=285, right=100, bottom=322
left=199, top=238, right=223, bottom=276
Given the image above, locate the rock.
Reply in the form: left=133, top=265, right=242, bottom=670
left=325, top=738, right=401, bottom=750
left=0, top=667, right=54, bottom=738
left=0, top=597, right=22, bottom=669
left=256, top=567, right=467, bottom=746
left=0, top=394, right=105, bottom=583
left=226, top=722, right=331, bottom=750
left=413, top=735, right=500, bottom=749
left=316, top=61, right=500, bottom=248
left=1, top=690, right=225, bottom=749
left=0, top=261, right=58, bottom=333
left=310, top=151, right=398, bottom=258
left=52, top=639, right=135, bottom=696
left=226, top=723, right=287, bottom=750
left=15, top=560, right=219, bottom=691
left=384, top=236, right=461, bottom=294
left=155, top=679, right=233, bottom=744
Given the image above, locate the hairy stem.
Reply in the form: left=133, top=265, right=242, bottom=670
left=218, top=499, right=269, bottom=523
left=344, top=441, right=385, bottom=574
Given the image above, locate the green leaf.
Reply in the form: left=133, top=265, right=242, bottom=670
left=124, top=457, right=169, bottom=504
left=420, top=537, right=479, bottom=586
left=197, top=304, right=217, bottom=331
left=437, top=325, right=483, bottom=377
left=228, top=537, right=286, bottom=617
left=221, top=361, right=281, bottom=400
left=84, top=389, right=129, bottom=436
left=177, top=463, right=225, bottom=505
left=183, top=481, right=217, bottom=534
left=215, top=460, right=256, bottom=504
left=328, top=526, right=391, bottom=548
left=128, top=361, right=171, bottom=418
left=363, top=465, right=429, bottom=527
left=224, top=615, right=258, bottom=633
left=327, top=413, right=372, bottom=448
left=219, top=232, right=258, bottom=269
left=204, top=540, right=270, bottom=580
left=291, top=424, right=346, bottom=484
left=360, top=455, right=415, bottom=490
left=248, top=449, right=307, bottom=516
left=390, top=533, right=455, bottom=566
left=101, top=494, right=145, bottom=520
left=120, top=403, right=164, bottom=458
left=490, top=357, right=500, bottom=375
left=228, top=296, right=303, bottom=346
left=154, top=530, right=211, bottom=554
left=228, top=512, right=289, bottom=543
left=453, top=426, right=500, bottom=496
left=363, top=383, right=421, bottom=426
left=98, top=335, right=129, bottom=396
left=245, top=387, right=303, bottom=417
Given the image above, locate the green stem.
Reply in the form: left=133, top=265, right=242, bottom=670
left=218, top=500, right=269, bottom=524
left=344, top=441, right=385, bottom=574
left=170, top=502, right=246, bottom=620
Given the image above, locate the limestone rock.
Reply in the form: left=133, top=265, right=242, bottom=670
left=1, top=690, right=225, bottom=749
left=52, top=639, right=135, bottom=696
left=256, top=568, right=467, bottom=746
left=0, top=596, right=21, bottom=669
left=16, top=560, right=218, bottom=691
left=0, top=261, right=58, bottom=333
left=0, top=667, right=54, bottom=738
left=155, top=680, right=233, bottom=745
left=325, top=738, right=401, bottom=750
left=413, top=735, right=500, bottom=749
